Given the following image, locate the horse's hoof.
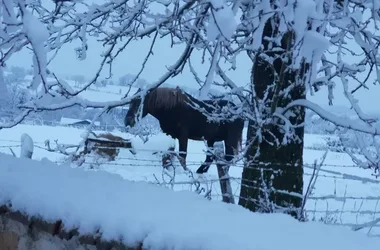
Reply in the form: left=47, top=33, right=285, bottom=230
left=196, top=166, right=208, bottom=174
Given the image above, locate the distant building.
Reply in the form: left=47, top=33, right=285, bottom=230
left=60, top=117, right=100, bottom=127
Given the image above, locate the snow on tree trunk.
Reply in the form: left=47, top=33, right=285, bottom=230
left=20, top=133, right=34, bottom=159
left=238, top=20, right=307, bottom=219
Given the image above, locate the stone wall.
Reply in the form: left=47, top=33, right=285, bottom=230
left=0, top=206, right=141, bottom=250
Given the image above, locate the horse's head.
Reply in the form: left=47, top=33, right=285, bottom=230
left=125, top=88, right=144, bottom=127
left=125, top=97, right=142, bottom=127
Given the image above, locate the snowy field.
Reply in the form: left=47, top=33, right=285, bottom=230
left=1, top=123, right=379, bottom=239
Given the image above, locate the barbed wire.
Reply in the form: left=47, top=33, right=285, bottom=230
left=0, top=145, right=21, bottom=148
left=0, top=139, right=367, bottom=167
left=2, top=137, right=379, bottom=236
left=2, top=140, right=378, bottom=185
left=48, top=161, right=380, bottom=201
left=303, top=210, right=380, bottom=215
left=69, top=155, right=380, bottom=237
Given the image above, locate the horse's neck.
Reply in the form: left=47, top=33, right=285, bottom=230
left=145, top=105, right=167, bottom=120
left=148, top=106, right=180, bottom=136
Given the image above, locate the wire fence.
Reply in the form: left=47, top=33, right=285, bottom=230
left=1, top=136, right=380, bottom=237
left=17, top=118, right=129, bottom=132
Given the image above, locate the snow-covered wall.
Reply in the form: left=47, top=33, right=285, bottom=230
left=0, top=153, right=379, bottom=250
left=0, top=216, right=96, bottom=250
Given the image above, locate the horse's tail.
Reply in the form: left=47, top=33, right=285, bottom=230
left=237, top=128, right=243, bottom=154
left=234, top=122, right=244, bottom=155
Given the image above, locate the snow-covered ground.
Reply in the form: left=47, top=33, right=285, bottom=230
left=1, top=152, right=380, bottom=250
left=0, top=123, right=379, bottom=239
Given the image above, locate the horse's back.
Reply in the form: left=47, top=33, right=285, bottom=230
left=149, top=88, right=244, bottom=141
left=184, top=98, right=244, bottom=141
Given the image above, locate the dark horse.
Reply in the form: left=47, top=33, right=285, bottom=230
left=124, top=87, right=244, bottom=174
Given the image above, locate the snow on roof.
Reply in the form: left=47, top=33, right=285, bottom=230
left=60, top=117, right=100, bottom=126
left=0, top=153, right=378, bottom=250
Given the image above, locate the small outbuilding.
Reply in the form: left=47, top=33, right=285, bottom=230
left=60, top=117, right=100, bottom=127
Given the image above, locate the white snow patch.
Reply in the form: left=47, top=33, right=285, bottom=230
left=22, top=9, right=49, bottom=90
left=0, top=153, right=379, bottom=250
left=207, top=0, right=237, bottom=42
left=22, top=10, right=49, bottom=46
left=20, top=133, right=34, bottom=158
left=199, top=43, right=220, bottom=99
left=292, top=0, right=315, bottom=45
left=292, top=0, right=330, bottom=66
left=0, top=67, right=8, bottom=104
left=248, top=1, right=273, bottom=50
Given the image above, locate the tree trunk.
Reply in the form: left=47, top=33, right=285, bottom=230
left=238, top=18, right=307, bottom=219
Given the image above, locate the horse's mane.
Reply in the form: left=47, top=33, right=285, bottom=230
left=145, top=87, right=189, bottom=110
left=143, top=87, right=238, bottom=114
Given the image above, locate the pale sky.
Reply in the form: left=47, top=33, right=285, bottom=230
left=6, top=1, right=380, bottom=116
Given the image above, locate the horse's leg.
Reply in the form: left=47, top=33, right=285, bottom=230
left=196, top=140, right=215, bottom=174
left=177, top=134, right=189, bottom=171
left=223, top=142, right=235, bottom=172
